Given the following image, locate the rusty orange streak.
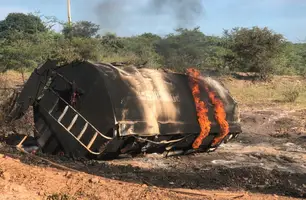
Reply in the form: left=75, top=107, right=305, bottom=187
left=187, top=68, right=211, bottom=149
left=204, top=85, right=229, bottom=146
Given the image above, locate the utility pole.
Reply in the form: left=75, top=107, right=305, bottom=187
left=67, top=0, right=72, bottom=25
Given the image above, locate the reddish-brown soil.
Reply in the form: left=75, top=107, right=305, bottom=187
left=0, top=151, right=302, bottom=200
left=1, top=107, right=305, bottom=200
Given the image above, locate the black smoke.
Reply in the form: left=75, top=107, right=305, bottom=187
left=94, top=0, right=204, bottom=34
left=148, top=0, right=204, bottom=26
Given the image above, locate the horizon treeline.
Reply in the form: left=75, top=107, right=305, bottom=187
left=0, top=12, right=306, bottom=80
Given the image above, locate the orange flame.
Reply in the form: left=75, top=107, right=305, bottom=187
left=204, top=85, right=230, bottom=146
left=187, top=68, right=211, bottom=149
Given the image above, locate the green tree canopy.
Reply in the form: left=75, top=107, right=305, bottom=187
left=155, top=27, right=228, bottom=71
left=0, top=13, right=47, bottom=38
left=62, top=21, right=100, bottom=38
left=224, top=26, right=285, bottom=80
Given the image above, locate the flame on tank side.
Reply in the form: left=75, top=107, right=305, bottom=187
left=204, top=85, right=229, bottom=146
left=186, top=68, right=211, bottom=149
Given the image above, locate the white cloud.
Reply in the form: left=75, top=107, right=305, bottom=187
left=0, top=6, right=30, bottom=20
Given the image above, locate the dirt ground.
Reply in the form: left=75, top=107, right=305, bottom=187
left=0, top=107, right=305, bottom=200
left=0, top=73, right=306, bottom=200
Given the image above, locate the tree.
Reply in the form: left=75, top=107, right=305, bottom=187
left=101, top=33, right=124, bottom=52
left=121, top=33, right=162, bottom=67
left=154, top=27, right=227, bottom=71
left=0, top=13, right=47, bottom=38
left=224, top=26, right=285, bottom=80
left=291, top=43, right=306, bottom=75
left=62, top=21, right=100, bottom=38
left=0, top=30, right=65, bottom=77
left=154, top=28, right=203, bottom=70
left=138, top=33, right=162, bottom=43
left=0, top=35, right=46, bottom=81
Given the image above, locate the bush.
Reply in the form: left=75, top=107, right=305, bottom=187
left=282, top=88, right=300, bottom=103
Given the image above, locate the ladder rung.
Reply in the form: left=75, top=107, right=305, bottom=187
left=77, top=123, right=88, bottom=140
left=49, top=98, right=59, bottom=113
left=67, top=114, right=78, bottom=131
left=58, top=106, right=69, bottom=122
left=87, top=132, right=98, bottom=149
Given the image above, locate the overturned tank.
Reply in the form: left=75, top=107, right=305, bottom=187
left=7, top=60, right=242, bottom=159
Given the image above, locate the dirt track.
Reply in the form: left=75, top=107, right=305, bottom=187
left=0, top=107, right=305, bottom=199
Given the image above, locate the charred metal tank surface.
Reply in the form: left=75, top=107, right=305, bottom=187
left=7, top=60, right=242, bottom=159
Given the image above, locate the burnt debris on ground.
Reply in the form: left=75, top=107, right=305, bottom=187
left=0, top=139, right=305, bottom=198
left=1, top=108, right=306, bottom=198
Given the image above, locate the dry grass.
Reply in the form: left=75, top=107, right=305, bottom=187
left=0, top=70, right=30, bottom=119
left=0, top=71, right=33, bottom=136
left=0, top=70, right=30, bottom=88
left=223, top=75, right=306, bottom=110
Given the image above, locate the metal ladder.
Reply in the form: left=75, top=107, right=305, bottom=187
left=41, top=88, right=113, bottom=155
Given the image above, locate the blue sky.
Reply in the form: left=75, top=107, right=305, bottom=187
left=0, top=0, right=305, bottom=42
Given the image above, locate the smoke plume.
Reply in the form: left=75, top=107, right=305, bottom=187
left=95, top=0, right=204, bottom=35
left=149, top=0, right=203, bottom=26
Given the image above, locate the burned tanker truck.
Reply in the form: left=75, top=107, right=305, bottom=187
left=6, top=60, right=242, bottom=159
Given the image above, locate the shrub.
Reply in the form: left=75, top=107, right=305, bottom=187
left=282, top=88, right=300, bottom=103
